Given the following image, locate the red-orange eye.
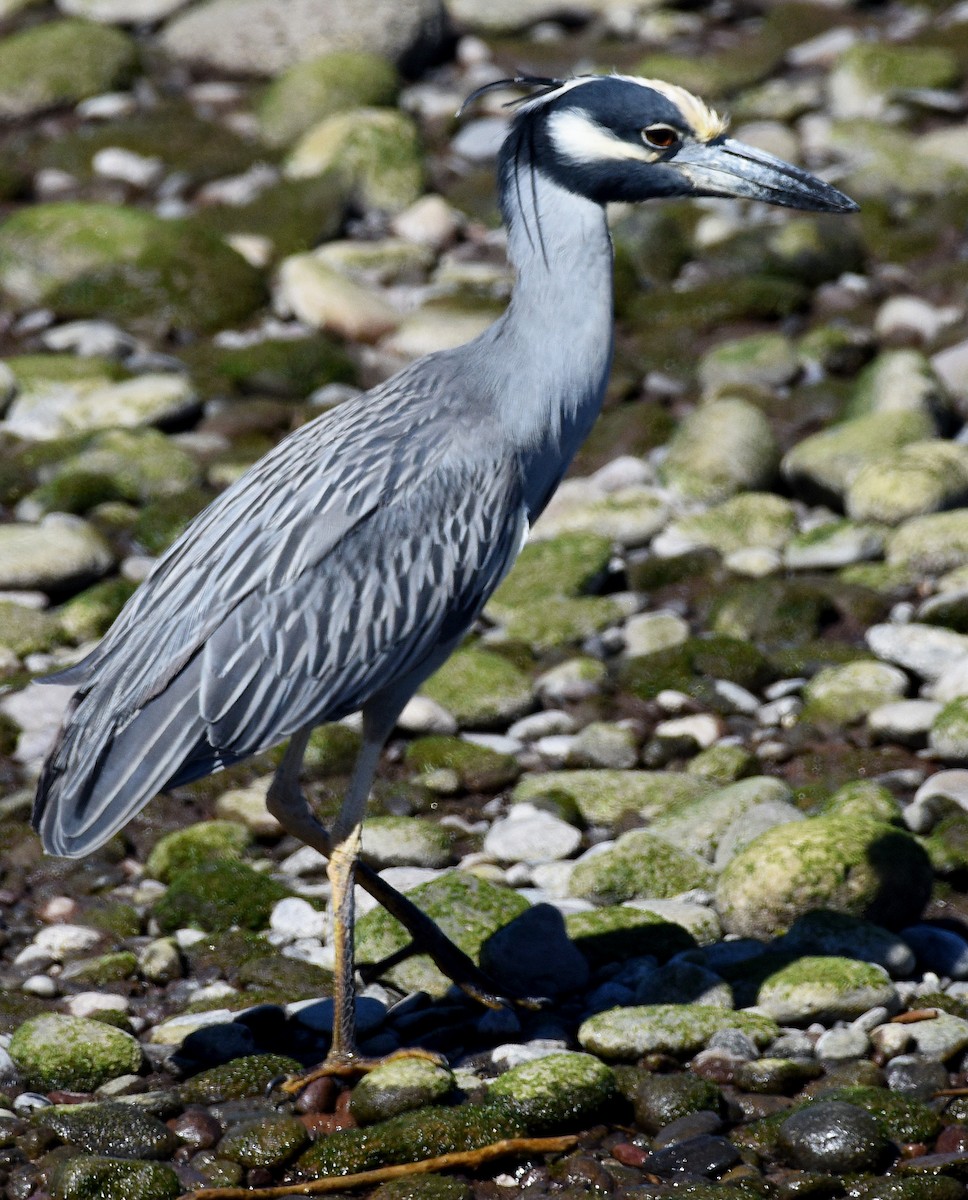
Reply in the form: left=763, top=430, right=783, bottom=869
left=642, top=125, right=680, bottom=150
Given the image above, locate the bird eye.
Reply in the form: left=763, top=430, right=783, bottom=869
left=642, top=124, right=680, bottom=150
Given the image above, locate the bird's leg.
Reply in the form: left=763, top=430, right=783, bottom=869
left=266, top=729, right=523, bottom=1015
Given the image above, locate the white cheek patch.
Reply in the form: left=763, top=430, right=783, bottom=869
left=548, top=109, right=658, bottom=167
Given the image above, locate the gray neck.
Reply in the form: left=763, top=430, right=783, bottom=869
left=477, top=165, right=614, bottom=518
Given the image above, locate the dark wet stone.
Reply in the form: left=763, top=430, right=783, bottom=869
left=39, top=1102, right=179, bottom=1159
left=370, top=1177, right=472, bottom=1200
left=216, top=1114, right=308, bottom=1168
left=187, top=1150, right=244, bottom=1188
left=48, top=1154, right=180, bottom=1200
left=778, top=1101, right=891, bottom=1173
left=179, top=1054, right=302, bottom=1104
left=820, top=1086, right=942, bottom=1143
left=640, top=1132, right=741, bottom=1178
left=886, top=1056, right=950, bottom=1101
left=652, top=1110, right=723, bottom=1148
left=167, top=1109, right=222, bottom=1151
left=937, top=1127, right=968, bottom=1155
left=734, top=1057, right=825, bottom=1095
left=634, top=1074, right=724, bottom=1135
left=175, top=1022, right=258, bottom=1070
left=295, top=1076, right=338, bottom=1115
left=479, top=903, right=589, bottom=998
left=848, top=1176, right=965, bottom=1199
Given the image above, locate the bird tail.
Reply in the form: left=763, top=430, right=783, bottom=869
left=32, top=664, right=206, bottom=859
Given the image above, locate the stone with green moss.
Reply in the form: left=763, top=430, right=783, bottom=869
left=830, top=42, right=959, bottom=118
left=153, top=859, right=291, bottom=933
left=659, top=397, right=779, bottom=503
left=802, top=660, right=908, bottom=726
left=823, top=1086, right=942, bottom=1144
left=421, top=647, right=532, bottom=730
left=84, top=902, right=141, bottom=939
left=351, top=1059, right=455, bottom=1124
left=710, top=576, right=831, bottom=647
left=371, top=1179, right=470, bottom=1200
left=929, top=696, right=968, bottom=759
left=715, top=814, right=932, bottom=938
left=783, top=519, right=886, bottom=571
left=355, top=871, right=528, bottom=998
left=216, top=1114, right=309, bottom=1168
left=667, top=493, right=797, bottom=557
left=259, top=51, right=399, bottom=146
left=782, top=410, right=936, bottom=506
left=755, top=955, right=897, bottom=1023
left=565, top=905, right=696, bottom=967
left=0, top=601, right=63, bottom=656
left=180, top=1053, right=302, bottom=1104
left=303, top=722, right=362, bottom=776
left=297, top=1100, right=528, bottom=1178
left=848, top=441, right=968, bottom=525
left=687, top=744, right=758, bottom=784
left=569, top=829, right=715, bottom=905
left=38, top=1101, right=178, bottom=1159
left=888, top=510, right=968, bottom=575
left=286, top=108, right=423, bottom=213
left=0, top=515, right=114, bottom=592
left=59, top=578, right=138, bottom=643
left=132, top=488, right=211, bottom=555
left=699, top=333, right=799, bottom=395
left=849, top=351, right=951, bottom=423
left=578, top=1003, right=779, bottom=1060
left=621, top=635, right=773, bottom=704
left=829, top=119, right=968, bottom=202
left=512, top=769, right=713, bottom=825
left=183, top=336, right=354, bottom=401
left=145, top=820, right=251, bottom=883
left=360, top=815, right=451, bottom=869
left=0, top=203, right=265, bottom=335
left=60, top=951, right=138, bottom=986
left=0, top=19, right=136, bottom=118
left=10, top=1013, right=142, bottom=1091
left=819, top=781, right=902, bottom=825
left=488, top=1052, right=615, bottom=1133
left=7, top=373, right=198, bottom=440
left=404, top=736, right=519, bottom=793
left=535, top=486, right=669, bottom=547
left=49, top=1155, right=180, bottom=1200
left=649, top=776, right=794, bottom=861
left=632, top=1071, right=723, bottom=1132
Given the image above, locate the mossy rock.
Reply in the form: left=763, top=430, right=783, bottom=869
left=258, top=51, right=399, bottom=146
left=802, top=660, right=908, bottom=726
left=565, top=905, right=696, bottom=967
left=180, top=1053, right=302, bottom=1103
left=699, top=332, right=799, bottom=394
left=61, top=951, right=138, bottom=986
left=49, top=1155, right=180, bottom=1200
left=488, top=1052, right=616, bottom=1133
left=286, top=107, right=424, bottom=214
left=0, top=20, right=137, bottom=119
left=351, top=1059, right=455, bottom=1124
left=669, top=493, right=797, bottom=558
left=755, top=955, right=897, bottom=1023
left=216, top=1114, right=309, bottom=1168
left=512, top=769, right=713, bottom=825
left=621, top=635, right=774, bottom=704
left=716, top=814, right=932, bottom=937
left=659, top=397, right=779, bottom=503
left=371, top=1179, right=471, bottom=1200
left=153, top=859, right=292, bottom=933
left=355, top=871, right=529, bottom=998
left=404, top=735, right=520, bottom=793
left=709, top=577, right=832, bottom=648
left=9, top=1014, right=142, bottom=1091
left=145, top=820, right=252, bottom=883
left=182, top=336, right=355, bottom=400
left=820, top=1086, right=942, bottom=1143
left=302, top=722, right=362, bottom=776
left=84, top=902, right=142, bottom=939
left=834, top=42, right=959, bottom=97
left=578, top=1004, right=779, bottom=1060
left=0, top=600, right=63, bottom=656
left=632, top=1071, right=724, bottom=1133
left=569, top=829, right=715, bottom=905
left=132, top=487, right=212, bottom=554
left=194, top=172, right=348, bottom=258
left=297, top=1100, right=527, bottom=1178
left=421, top=647, right=532, bottom=730
left=183, top=929, right=270, bottom=981
left=649, top=776, right=794, bottom=861
left=0, top=202, right=265, bottom=335
left=888, top=509, right=968, bottom=575
left=37, top=1101, right=178, bottom=1159
left=58, top=578, right=138, bottom=643
left=234, top=953, right=332, bottom=999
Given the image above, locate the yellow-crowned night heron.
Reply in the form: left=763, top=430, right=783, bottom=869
left=33, top=74, right=856, bottom=1076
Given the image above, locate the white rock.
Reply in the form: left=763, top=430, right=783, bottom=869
left=22, top=975, right=58, bottom=997
left=484, top=803, right=581, bottom=864
left=397, top=695, right=458, bottom=735
left=623, top=610, right=690, bottom=657
left=275, top=255, right=399, bottom=341
left=815, top=1026, right=870, bottom=1060
left=270, top=896, right=328, bottom=943
left=927, top=654, right=968, bottom=702
left=875, top=295, right=961, bottom=342
left=508, top=710, right=576, bottom=741
left=867, top=622, right=968, bottom=681
left=147, top=1010, right=234, bottom=1044
left=381, top=308, right=494, bottom=359
left=905, top=768, right=968, bottom=833
left=92, top=147, right=164, bottom=188
left=3, top=373, right=197, bottom=439
left=215, top=777, right=280, bottom=837
left=592, top=456, right=653, bottom=492
left=868, top=699, right=941, bottom=744
left=41, top=319, right=134, bottom=357
left=653, top=714, right=721, bottom=749
left=390, top=194, right=460, bottom=249
left=57, top=0, right=192, bottom=19
left=32, top=924, right=103, bottom=959
left=65, top=992, right=129, bottom=1018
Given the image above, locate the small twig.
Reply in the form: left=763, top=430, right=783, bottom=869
left=179, top=1134, right=579, bottom=1200
left=934, top=1087, right=968, bottom=1097
left=891, top=1008, right=940, bottom=1024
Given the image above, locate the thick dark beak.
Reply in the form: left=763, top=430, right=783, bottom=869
left=671, top=137, right=858, bottom=213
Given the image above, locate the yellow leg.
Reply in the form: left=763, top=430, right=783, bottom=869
left=326, top=824, right=361, bottom=1065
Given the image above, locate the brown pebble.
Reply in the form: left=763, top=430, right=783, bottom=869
left=247, top=1168, right=273, bottom=1188
left=39, top=896, right=77, bottom=922
left=300, top=1113, right=337, bottom=1136
left=612, top=1142, right=648, bottom=1167
left=47, top=1092, right=92, bottom=1105
left=331, top=1089, right=357, bottom=1129
left=899, top=1143, right=928, bottom=1158
left=936, top=1126, right=968, bottom=1155
left=294, top=1076, right=337, bottom=1114
left=691, top=1051, right=738, bottom=1085
left=168, top=1109, right=222, bottom=1150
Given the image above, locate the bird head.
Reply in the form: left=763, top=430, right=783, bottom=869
left=480, top=74, right=857, bottom=214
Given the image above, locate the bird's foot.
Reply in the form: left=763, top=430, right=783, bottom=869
left=276, top=1046, right=447, bottom=1095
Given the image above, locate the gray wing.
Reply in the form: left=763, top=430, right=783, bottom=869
left=34, top=374, right=525, bottom=857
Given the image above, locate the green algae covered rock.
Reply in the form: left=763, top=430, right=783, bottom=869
left=0, top=20, right=136, bottom=119
left=755, top=956, right=898, bottom=1023
left=512, top=769, right=714, bottom=826
left=699, top=332, right=799, bottom=394
left=405, top=736, right=519, bottom=793
left=50, top=1155, right=180, bottom=1200
left=848, top=349, right=950, bottom=422
left=578, top=1004, right=779, bottom=1060
left=715, top=814, right=932, bottom=938
left=38, top=1102, right=178, bottom=1159
left=0, top=600, right=63, bottom=656
left=929, top=696, right=968, bottom=760
left=145, top=820, right=251, bottom=883
left=820, top=780, right=902, bottom=825
left=153, top=859, right=291, bottom=933
left=297, top=1100, right=527, bottom=1178
left=360, top=815, right=452, bottom=869
left=351, top=1059, right=455, bottom=1124
left=667, top=492, right=797, bottom=556
left=565, top=905, right=696, bottom=967
left=217, top=1114, right=309, bottom=1167
left=355, top=871, right=528, bottom=998
left=802, top=660, right=908, bottom=725
left=59, top=578, right=138, bottom=643
left=847, top=441, right=968, bottom=525
left=10, top=1014, right=142, bottom=1091
left=888, top=509, right=968, bottom=575
left=631, top=1071, right=723, bottom=1132
left=660, top=397, right=779, bottom=503
left=488, top=1052, right=616, bottom=1132
left=371, top=1180, right=471, bottom=1200
left=569, top=829, right=715, bottom=905
left=821, top=1086, right=942, bottom=1144
left=421, top=647, right=532, bottom=730
left=0, top=202, right=265, bottom=334
left=259, top=51, right=399, bottom=146
left=648, top=776, right=793, bottom=861
left=180, top=1053, right=302, bottom=1104
left=286, top=108, right=424, bottom=213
